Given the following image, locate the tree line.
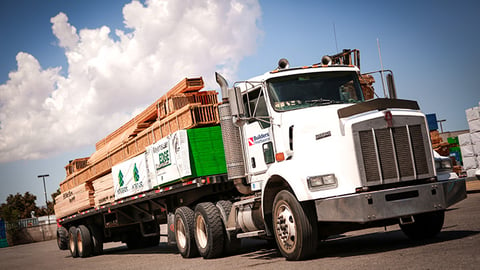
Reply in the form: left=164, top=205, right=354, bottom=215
left=0, top=189, right=60, bottom=224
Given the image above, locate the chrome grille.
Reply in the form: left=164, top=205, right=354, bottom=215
left=356, top=123, right=432, bottom=185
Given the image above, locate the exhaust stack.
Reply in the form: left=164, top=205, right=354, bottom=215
left=215, top=73, right=251, bottom=195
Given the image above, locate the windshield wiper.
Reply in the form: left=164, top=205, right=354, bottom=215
left=305, top=99, right=343, bottom=105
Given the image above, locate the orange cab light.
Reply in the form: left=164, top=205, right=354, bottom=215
left=275, top=152, right=285, bottom=162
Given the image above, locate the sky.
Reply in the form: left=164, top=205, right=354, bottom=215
left=0, top=0, right=479, bottom=206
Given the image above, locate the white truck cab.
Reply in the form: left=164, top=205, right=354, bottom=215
left=216, top=49, right=467, bottom=260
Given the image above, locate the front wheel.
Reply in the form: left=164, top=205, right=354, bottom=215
left=273, top=190, right=318, bottom=261
left=400, top=210, right=445, bottom=240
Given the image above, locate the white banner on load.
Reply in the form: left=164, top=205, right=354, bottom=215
left=146, top=130, right=191, bottom=187
left=112, top=153, right=151, bottom=200
left=458, top=133, right=472, bottom=146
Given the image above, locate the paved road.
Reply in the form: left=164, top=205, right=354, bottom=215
left=1, top=192, right=479, bottom=270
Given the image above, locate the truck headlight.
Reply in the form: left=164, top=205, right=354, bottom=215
left=307, top=174, right=337, bottom=190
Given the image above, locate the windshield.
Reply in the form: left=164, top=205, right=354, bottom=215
left=267, top=71, right=364, bottom=111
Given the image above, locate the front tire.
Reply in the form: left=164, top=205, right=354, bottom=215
left=273, top=190, right=318, bottom=261
left=400, top=210, right=445, bottom=240
left=194, top=202, right=225, bottom=259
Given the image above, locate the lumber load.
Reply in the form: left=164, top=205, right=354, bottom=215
left=65, top=158, right=89, bottom=177
left=59, top=77, right=219, bottom=193
left=54, top=182, right=94, bottom=218
left=92, top=173, right=115, bottom=207
left=95, top=77, right=205, bottom=151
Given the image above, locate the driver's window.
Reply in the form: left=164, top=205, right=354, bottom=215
left=243, top=88, right=270, bottom=128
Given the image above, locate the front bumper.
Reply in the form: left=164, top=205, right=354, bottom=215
left=314, top=178, right=467, bottom=223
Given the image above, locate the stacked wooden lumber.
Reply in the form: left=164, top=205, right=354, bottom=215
left=92, top=173, right=115, bottom=207
left=58, top=77, right=219, bottom=200
left=430, top=130, right=450, bottom=156
left=64, top=158, right=89, bottom=177
left=54, top=182, right=94, bottom=218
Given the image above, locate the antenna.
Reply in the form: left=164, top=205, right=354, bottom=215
left=333, top=22, right=339, bottom=52
left=377, top=38, right=387, bottom=98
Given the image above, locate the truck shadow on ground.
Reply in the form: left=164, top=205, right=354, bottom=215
left=97, top=228, right=478, bottom=260
left=240, top=229, right=480, bottom=260
left=102, top=242, right=179, bottom=256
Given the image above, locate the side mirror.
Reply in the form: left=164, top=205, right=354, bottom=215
left=228, top=86, right=245, bottom=125
left=386, top=73, right=397, bottom=99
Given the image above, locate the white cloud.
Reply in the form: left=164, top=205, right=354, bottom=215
left=0, top=0, right=262, bottom=162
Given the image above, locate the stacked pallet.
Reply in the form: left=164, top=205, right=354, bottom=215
left=460, top=104, right=480, bottom=178
left=430, top=130, right=450, bottom=156
left=54, top=182, right=94, bottom=218
left=92, top=173, right=115, bottom=207
left=359, top=74, right=375, bottom=100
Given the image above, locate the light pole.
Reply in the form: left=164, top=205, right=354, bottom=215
left=437, top=119, right=446, bottom=133
left=37, top=174, right=50, bottom=225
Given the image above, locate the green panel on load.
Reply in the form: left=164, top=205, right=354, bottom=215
left=187, top=126, right=227, bottom=178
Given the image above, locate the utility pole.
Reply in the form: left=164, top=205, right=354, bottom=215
left=437, top=119, right=446, bottom=133
left=37, top=174, right=50, bottom=225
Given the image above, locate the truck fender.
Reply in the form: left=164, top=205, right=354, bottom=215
left=261, top=175, right=294, bottom=234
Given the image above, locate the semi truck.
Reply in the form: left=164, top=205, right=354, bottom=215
left=55, top=49, right=467, bottom=261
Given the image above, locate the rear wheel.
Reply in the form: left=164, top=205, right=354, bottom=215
left=175, top=206, right=199, bottom=258
left=76, top=225, right=93, bottom=258
left=57, top=226, right=68, bottom=250
left=68, top=226, right=78, bottom=258
left=88, top=225, right=104, bottom=255
left=400, top=210, right=445, bottom=240
left=216, top=200, right=241, bottom=254
left=273, top=190, right=318, bottom=261
left=194, top=202, right=225, bottom=259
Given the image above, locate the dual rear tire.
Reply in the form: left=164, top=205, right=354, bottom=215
left=174, top=201, right=236, bottom=259
left=66, top=225, right=103, bottom=258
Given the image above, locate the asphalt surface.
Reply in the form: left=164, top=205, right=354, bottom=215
left=0, top=192, right=479, bottom=270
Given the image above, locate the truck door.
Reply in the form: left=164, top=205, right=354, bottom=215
left=241, top=87, right=274, bottom=190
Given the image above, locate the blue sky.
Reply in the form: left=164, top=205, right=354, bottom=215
left=1, top=0, right=479, bottom=206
